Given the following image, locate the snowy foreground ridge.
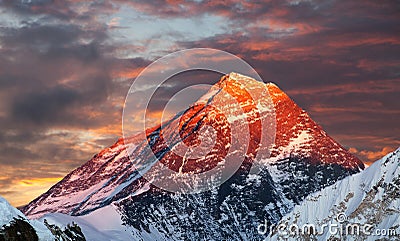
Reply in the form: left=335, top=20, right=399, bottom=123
left=0, top=196, right=54, bottom=240
left=269, top=148, right=400, bottom=241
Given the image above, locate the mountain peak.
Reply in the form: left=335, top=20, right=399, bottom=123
left=227, top=72, right=259, bottom=83
left=216, top=72, right=287, bottom=103
left=215, top=72, right=265, bottom=90
left=23, top=73, right=364, bottom=225
left=222, top=72, right=280, bottom=89
left=213, top=73, right=363, bottom=169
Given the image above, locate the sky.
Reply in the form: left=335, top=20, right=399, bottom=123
left=0, top=0, right=399, bottom=206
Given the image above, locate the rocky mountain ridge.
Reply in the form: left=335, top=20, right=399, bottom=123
left=22, top=73, right=365, bottom=240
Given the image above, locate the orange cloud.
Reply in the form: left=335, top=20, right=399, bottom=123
left=243, top=41, right=278, bottom=51
left=286, top=79, right=400, bottom=96
left=326, top=36, right=400, bottom=48
left=17, top=177, right=62, bottom=187
left=3, top=177, right=63, bottom=207
left=349, top=146, right=396, bottom=165
left=357, top=59, right=400, bottom=71
left=309, top=105, right=400, bottom=115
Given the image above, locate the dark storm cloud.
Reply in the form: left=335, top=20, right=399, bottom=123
left=173, top=0, right=400, bottom=162
left=0, top=0, right=134, bottom=182
left=0, top=0, right=117, bottom=20
left=2, top=23, right=81, bottom=46
left=0, top=0, right=399, bottom=205
left=0, top=145, right=39, bottom=165
left=12, top=87, right=81, bottom=125
left=1, top=0, right=396, bottom=160
left=0, top=1, right=159, bottom=198
left=304, top=90, right=400, bottom=140
left=0, top=0, right=78, bottom=19
left=114, top=0, right=293, bottom=21
left=0, top=12, right=144, bottom=130
left=146, top=70, right=223, bottom=113
left=0, top=22, right=110, bottom=67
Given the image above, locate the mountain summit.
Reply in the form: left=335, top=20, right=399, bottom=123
left=22, top=73, right=364, bottom=240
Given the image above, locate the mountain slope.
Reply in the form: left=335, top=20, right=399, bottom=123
left=0, top=196, right=53, bottom=240
left=0, top=196, right=88, bottom=241
left=22, top=73, right=364, bottom=240
left=269, top=148, right=400, bottom=240
left=38, top=204, right=134, bottom=241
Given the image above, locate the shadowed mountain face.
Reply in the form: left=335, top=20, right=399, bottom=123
left=22, top=73, right=364, bottom=240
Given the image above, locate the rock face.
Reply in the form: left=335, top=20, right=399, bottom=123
left=0, top=218, right=38, bottom=241
left=22, top=73, right=364, bottom=240
left=269, top=148, right=400, bottom=241
left=0, top=196, right=51, bottom=241
left=44, top=219, right=86, bottom=241
left=0, top=196, right=86, bottom=241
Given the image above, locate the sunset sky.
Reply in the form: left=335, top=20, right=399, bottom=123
left=0, top=0, right=399, bottom=206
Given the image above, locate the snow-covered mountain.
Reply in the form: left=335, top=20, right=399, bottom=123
left=22, top=73, right=365, bottom=240
left=1, top=195, right=124, bottom=241
left=38, top=204, right=133, bottom=241
left=0, top=197, right=87, bottom=241
left=0, top=196, right=55, bottom=240
left=269, top=148, right=400, bottom=241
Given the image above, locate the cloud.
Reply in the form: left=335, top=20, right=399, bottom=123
left=0, top=1, right=133, bottom=205
left=286, top=79, right=400, bottom=96
left=2, top=176, right=64, bottom=207
left=173, top=0, right=400, bottom=170
left=349, top=146, right=397, bottom=165
left=11, top=87, right=80, bottom=125
left=0, top=0, right=117, bottom=21
left=0, top=0, right=399, bottom=206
